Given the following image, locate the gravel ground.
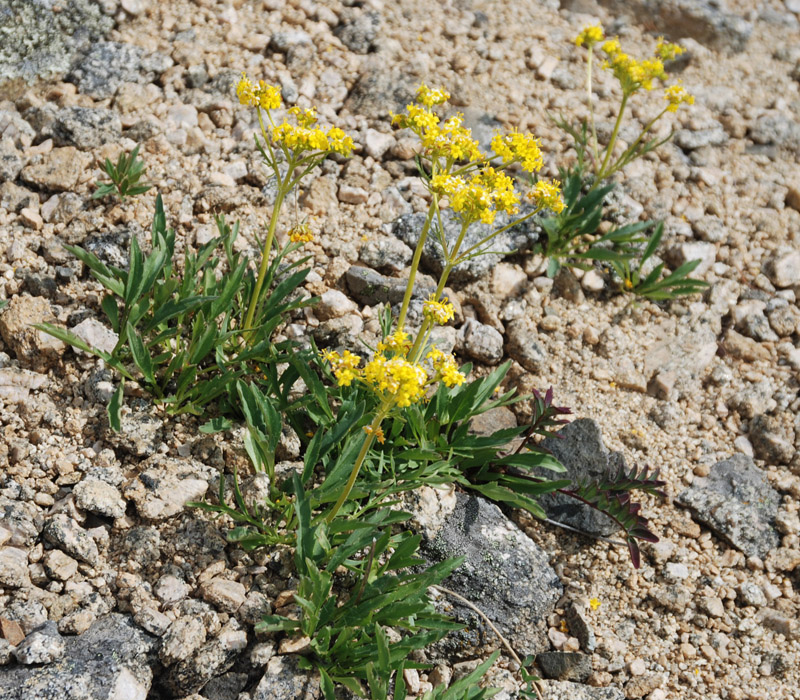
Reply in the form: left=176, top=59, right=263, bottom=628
left=1, top=0, right=799, bottom=699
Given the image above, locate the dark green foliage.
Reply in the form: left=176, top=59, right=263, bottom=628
left=92, top=144, right=152, bottom=202
left=38, top=195, right=313, bottom=423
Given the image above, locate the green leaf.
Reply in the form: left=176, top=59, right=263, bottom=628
left=199, top=416, right=233, bottom=434
left=101, top=294, right=120, bottom=333
left=107, top=379, right=124, bottom=433
left=126, top=322, right=155, bottom=385
left=124, top=234, right=145, bottom=306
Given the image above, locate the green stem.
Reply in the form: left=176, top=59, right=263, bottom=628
left=325, top=408, right=388, bottom=524
left=603, top=107, right=669, bottom=180
left=456, top=206, right=542, bottom=262
left=587, top=47, right=600, bottom=166
left=242, top=178, right=289, bottom=338
left=397, top=197, right=438, bottom=329
left=596, top=92, right=629, bottom=184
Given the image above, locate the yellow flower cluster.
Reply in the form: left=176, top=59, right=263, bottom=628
left=656, top=37, right=684, bottom=61
left=323, top=349, right=362, bottom=387
left=491, top=130, right=544, bottom=173
left=377, top=328, right=412, bottom=356
left=272, top=122, right=354, bottom=156
left=416, top=83, right=450, bottom=107
left=528, top=180, right=565, bottom=214
left=363, top=354, right=428, bottom=408
left=363, top=425, right=385, bottom=444
left=423, top=296, right=455, bottom=325
left=431, top=167, right=518, bottom=225
left=663, top=82, right=694, bottom=112
left=392, top=90, right=482, bottom=162
left=236, top=74, right=282, bottom=110
left=574, top=24, right=604, bottom=48
left=323, top=335, right=466, bottom=405
left=601, top=39, right=666, bottom=93
left=427, top=347, right=465, bottom=388
left=288, top=223, right=314, bottom=244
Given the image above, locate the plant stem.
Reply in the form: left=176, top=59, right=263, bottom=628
left=397, top=197, right=438, bottom=329
left=596, top=92, right=629, bottom=184
left=242, top=182, right=288, bottom=339
left=325, top=408, right=387, bottom=524
left=587, top=47, right=600, bottom=165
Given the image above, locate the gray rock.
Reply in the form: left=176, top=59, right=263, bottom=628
left=392, top=206, right=541, bottom=283
left=677, top=454, right=780, bottom=558
left=159, top=616, right=207, bottom=666
left=594, top=0, right=752, bottom=52
left=203, top=672, right=250, bottom=700
left=0, top=0, right=113, bottom=83
left=41, top=192, right=84, bottom=225
left=749, top=414, right=795, bottom=465
left=51, top=107, right=122, bottom=150
left=738, top=312, right=779, bottom=342
left=674, top=125, right=729, bottom=151
left=536, top=652, right=593, bottom=682
left=359, top=235, right=413, bottom=273
left=73, top=478, right=126, bottom=519
left=537, top=419, right=625, bottom=537
left=83, top=368, right=116, bottom=404
left=123, top=456, right=211, bottom=520
left=767, top=305, right=798, bottom=337
left=0, top=139, right=23, bottom=181
left=457, top=319, right=504, bottom=365
left=0, top=614, right=156, bottom=700
left=334, top=10, right=380, bottom=54
left=12, top=622, right=65, bottom=665
left=0, top=546, right=30, bottom=588
left=764, top=248, right=800, bottom=288
left=71, top=318, right=119, bottom=355
left=1, top=500, right=41, bottom=549
left=421, top=493, right=561, bottom=659
left=505, top=319, right=548, bottom=372
left=160, top=619, right=247, bottom=696
left=109, top=410, right=164, bottom=457
left=251, top=654, right=321, bottom=700
left=0, top=368, right=48, bottom=404
left=0, top=181, right=38, bottom=213
left=565, top=602, right=596, bottom=652
left=42, top=514, right=99, bottom=566
left=68, top=41, right=173, bottom=99
left=736, top=581, right=767, bottom=608
left=19, top=147, right=86, bottom=193
left=539, top=681, right=624, bottom=700
left=2, top=601, right=47, bottom=637
left=82, top=228, right=132, bottom=270
left=552, top=267, right=585, bottom=304
left=345, top=265, right=434, bottom=306
left=750, top=114, right=800, bottom=152
left=122, top=526, right=161, bottom=567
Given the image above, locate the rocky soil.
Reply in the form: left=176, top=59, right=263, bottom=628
left=1, top=0, right=800, bottom=699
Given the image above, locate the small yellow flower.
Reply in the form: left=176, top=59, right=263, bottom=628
left=589, top=598, right=601, bottom=610
left=423, top=296, right=455, bottom=325
left=426, top=347, right=466, bottom=388
left=236, top=73, right=282, bottom=110
left=528, top=180, right=565, bottom=214
left=559, top=619, right=569, bottom=633
left=288, top=223, right=314, bottom=244
left=377, top=328, right=412, bottom=357
left=491, top=130, right=544, bottom=173
left=574, top=25, right=604, bottom=48
left=416, top=83, right=450, bottom=107
left=656, top=37, right=684, bottom=61
left=663, top=83, right=694, bottom=113
left=323, top=349, right=362, bottom=387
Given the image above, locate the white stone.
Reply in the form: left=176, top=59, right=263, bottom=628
left=364, top=129, right=395, bottom=160
left=315, top=289, right=357, bottom=321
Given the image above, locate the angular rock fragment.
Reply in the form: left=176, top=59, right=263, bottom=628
left=677, top=454, right=780, bottom=558
left=421, top=493, right=561, bottom=659
left=0, top=614, right=156, bottom=700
